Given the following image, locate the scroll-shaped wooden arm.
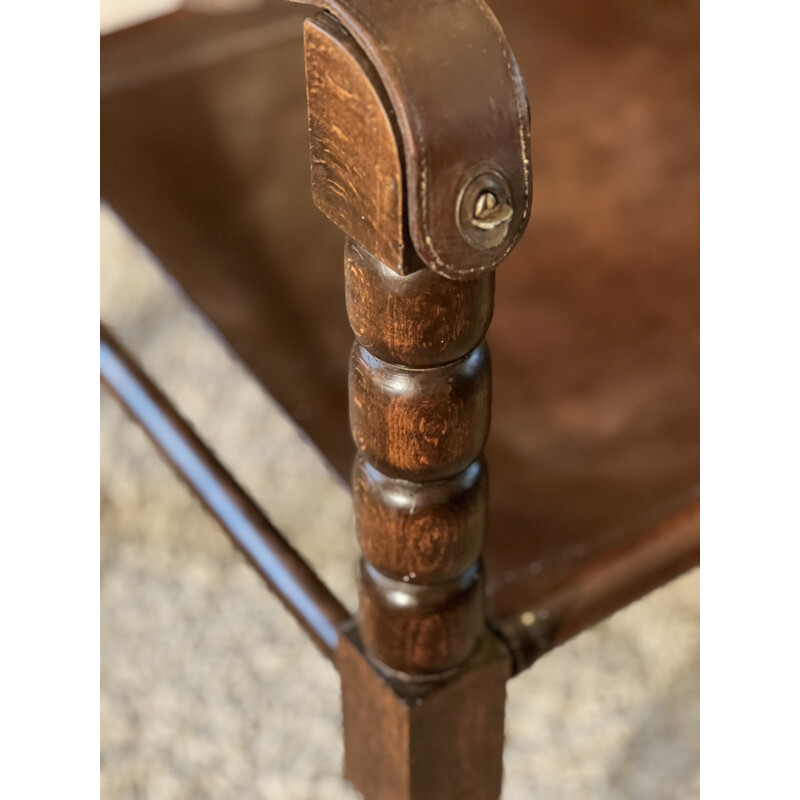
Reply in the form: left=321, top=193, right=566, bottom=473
left=301, top=4, right=531, bottom=798
left=296, top=0, right=531, bottom=278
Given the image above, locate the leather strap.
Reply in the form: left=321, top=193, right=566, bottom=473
left=292, top=0, right=532, bottom=278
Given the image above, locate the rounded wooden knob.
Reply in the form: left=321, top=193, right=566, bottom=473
left=358, top=560, right=484, bottom=675
left=349, top=342, right=491, bottom=481
left=353, top=456, right=487, bottom=583
left=345, top=239, right=494, bottom=368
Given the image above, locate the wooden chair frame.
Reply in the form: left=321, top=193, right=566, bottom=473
left=101, top=2, right=699, bottom=797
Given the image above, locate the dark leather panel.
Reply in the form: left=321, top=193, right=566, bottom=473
left=101, top=0, right=699, bottom=631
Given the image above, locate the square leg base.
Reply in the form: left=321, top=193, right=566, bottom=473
left=339, top=626, right=511, bottom=800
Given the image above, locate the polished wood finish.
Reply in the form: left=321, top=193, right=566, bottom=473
left=349, top=323, right=490, bottom=673
left=303, top=3, right=522, bottom=683
left=303, top=7, right=525, bottom=796
left=352, top=455, right=487, bottom=583
left=358, top=561, right=485, bottom=675
left=345, top=237, right=494, bottom=676
left=304, top=13, right=405, bottom=272
left=345, top=240, right=494, bottom=367
left=100, top=0, right=699, bottom=668
left=350, top=341, right=491, bottom=483
left=100, top=322, right=351, bottom=662
left=339, top=627, right=509, bottom=800
left=293, top=0, right=532, bottom=278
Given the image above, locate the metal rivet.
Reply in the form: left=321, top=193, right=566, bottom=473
left=475, top=190, right=497, bottom=218
left=473, top=191, right=513, bottom=231
left=457, top=170, right=514, bottom=250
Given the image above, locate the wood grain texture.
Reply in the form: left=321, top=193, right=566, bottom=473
left=304, top=14, right=406, bottom=272
left=358, top=560, right=484, bottom=675
left=352, top=455, right=487, bottom=584
left=305, top=2, right=499, bottom=682
left=340, top=626, right=509, bottom=800
left=349, top=342, right=491, bottom=482
left=345, top=239, right=494, bottom=367
left=345, top=239, right=493, bottom=676
left=295, top=0, right=533, bottom=278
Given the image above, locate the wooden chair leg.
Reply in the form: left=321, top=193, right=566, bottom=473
left=340, top=238, right=510, bottom=799
left=302, top=6, right=531, bottom=797
left=339, top=626, right=509, bottom=800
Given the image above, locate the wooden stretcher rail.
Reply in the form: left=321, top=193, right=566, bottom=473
left=100, top=322, right=352, bottom=664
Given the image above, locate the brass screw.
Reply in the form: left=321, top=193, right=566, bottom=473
left=458, top=170, right=514, bottom=249
left=472, top=190, right=513, bottom=231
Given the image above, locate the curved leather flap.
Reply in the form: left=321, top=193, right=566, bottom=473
left=293, top=0, right=532, bottom=278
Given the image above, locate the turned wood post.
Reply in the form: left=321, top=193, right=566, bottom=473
left=301, top=4, right=531, bottom=797
left=347, top=239, right=493, bottom=675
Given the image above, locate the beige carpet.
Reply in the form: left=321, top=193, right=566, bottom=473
left=100, top=205, right=699, bottom=799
